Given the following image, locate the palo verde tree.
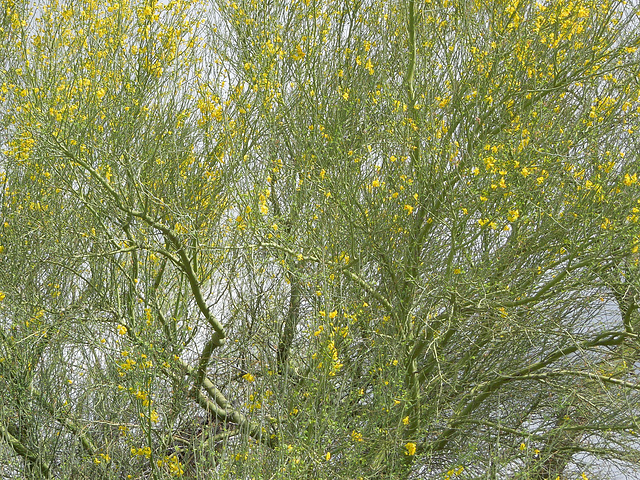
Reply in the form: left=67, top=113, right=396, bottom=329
left=1, top=0, right=640, bottom=479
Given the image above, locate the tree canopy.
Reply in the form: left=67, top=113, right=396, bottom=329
left=1, top=0, right=640, bottom=478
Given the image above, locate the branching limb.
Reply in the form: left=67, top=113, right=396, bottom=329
left=0, top=422, right=50, bottom=478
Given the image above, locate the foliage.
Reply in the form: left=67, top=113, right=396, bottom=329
left=1, top=0, right=640, bottom=478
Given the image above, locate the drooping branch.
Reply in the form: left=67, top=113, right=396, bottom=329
left=277, top=270, right=301, bottom=374
left=0, top=422, right=50, bottom=478
left=425, top=330, right=631, bottom=455
left=55, top=141, right=226, bottom=345
left=31, top=389, right=97, bottom=456
left=173, top=359, right=277, bottom=448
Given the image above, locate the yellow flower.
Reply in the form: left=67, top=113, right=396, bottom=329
left=292, top=44, right=305, bottom=60
left=405, top=442, right=416, bottom=456
left=372, top=179, right=380, bottom=187
left=117, top=324, right=127, bottom=335
left=519, top=442, right=526, bottom=451
left=404, top=204, right=414, bottom=215
left=325, top=452, right=331, bottom=461
left=624, top=173, right=637, bottom=186
left=0, top=291, right=5, bottom=301
left=242, top=373, right=255, bottom=382
left=403, top=416, right=410, bottom=425
left=365, top=58, right=374, bottom=74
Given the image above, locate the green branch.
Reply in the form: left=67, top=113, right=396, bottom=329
left=0, top=423, right=50, bottom=478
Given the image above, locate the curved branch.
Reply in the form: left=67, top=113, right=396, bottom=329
left=0, top=422, right=50, bottom=478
